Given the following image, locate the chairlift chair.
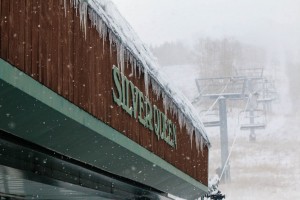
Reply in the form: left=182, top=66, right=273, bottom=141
left=238, top=109, right=266, bottom=130
left=200, top=109, right=220, bottom=127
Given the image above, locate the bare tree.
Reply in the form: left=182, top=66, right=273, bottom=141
left=193, top=37, right=266, bottom=78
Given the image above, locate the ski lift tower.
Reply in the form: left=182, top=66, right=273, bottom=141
left=257, top=78, right=278, bottom=112
left=195, top=67, right=274, bottom=182
left=235, top=68, right=268, bottom=142
left=195, top=77, right=247, bottom=183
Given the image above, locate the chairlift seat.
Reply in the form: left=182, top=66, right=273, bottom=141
left=257, top=98, right=274, bottom=102
left=240, top=123, right=266, bottom=130
left=203, top=121, right=220, bottom=127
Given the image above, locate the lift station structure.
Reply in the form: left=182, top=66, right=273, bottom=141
left=194, top=67, right=277, bottom=183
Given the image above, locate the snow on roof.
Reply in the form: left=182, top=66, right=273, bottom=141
left=69, top=0, right=210, bottom=148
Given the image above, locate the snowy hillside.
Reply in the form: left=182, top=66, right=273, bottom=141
left=161, top=64, right=300, bottom=199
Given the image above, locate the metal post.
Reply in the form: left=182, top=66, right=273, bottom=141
left=262, top=79, right=266, bottom=112
left=218, top=96, right=230, bottom=183
left=249, top=108, right=256, bottom=141
left=248, top=79, right=256, bottom=142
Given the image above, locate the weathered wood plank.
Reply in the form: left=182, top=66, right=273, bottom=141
left=61, top=1, right=69, bottom=99
left=8, top=0, right=16, bottom=65
left=30, top=0, right=40, bottom=80
left=38, top=0, right=48, bottom=84
left=18, top=0, right=26, bottom=71
left=45, top=0, right=53, bottom=88
left=88, top=23, right=96, bottom=115
left=24, top=0, right=32, bottom=75
left=0, top=0, right=10, bottom=59
left=0, top=0, right=2, bottom=56
left=0, top=0, right=208, bottom=184
left=75, top=10, right=85, bottom=110
left=57, top=1, right=63, bottom=95
left=50, top=0, right=59, bottom=92
left=82, top=15, right=90, bottom=112
left=72, top=4, right=80, bottom=106
left=67, top=0, right=74, bottom=104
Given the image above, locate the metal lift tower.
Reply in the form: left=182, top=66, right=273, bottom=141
left=195, top=76, right=247, bottom=183
left=194, top=67, right=277, bottom=183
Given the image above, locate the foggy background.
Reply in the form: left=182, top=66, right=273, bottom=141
left=111, top=0, right=300, bottom=199
left=112, top=0, right=300, bottom=113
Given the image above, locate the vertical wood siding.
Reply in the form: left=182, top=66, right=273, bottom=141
left=0, top=0, right=208, bottom=185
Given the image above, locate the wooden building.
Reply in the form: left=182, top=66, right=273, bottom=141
left=0, top=0, right=210, bottom=199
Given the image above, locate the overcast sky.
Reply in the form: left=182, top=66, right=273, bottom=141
left=111, top=0, right=300, bottom=57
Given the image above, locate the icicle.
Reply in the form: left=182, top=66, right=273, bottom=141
left=63, top=0, right=68, bottom=16
left=195, top=131, right=200, bottom=153
left=178, top=112, right=184, bottom=130
left=138, top=64, right=141, bottom=77
left=134, top=59, right=137, bottom=76
left=115, top=40, right=121, bottom=70
left=186, top=122, right=194, bottom=140
left=63, top=0, right=67, bottom=16
left=175, top=106, right=179, bottom=117
left=79, top=0, right=88, bottom=38
left=125, top=51, right=130, bottom=70
left=71, top=0, right=79, bottom=13
left=127, top=51, right=134, bottom=75
left=68, top=0, right=210, bottom=149
left=169, top=102, right=173, bottom=116
left=162, top=94, right=168, bottom=115
left=67, top=0, right=78, bottom=15
left=108, top=30, right=113, bottom=56
left=170, top=102, right=177, bottom=117
left=200, top=134, right=204, bottom=153
left=120, top=44, right=125, bottom=73
left=144, top=69, right=149, bottom=97
left=190, top=132, right=193, bottom=149
left=88, top=10, right=108, bottom=41
left=95, top=14, right=107, bottom=40
left=167, top=98, right=172, bottom=115
left=150, top=79, right=156, bottom=97
left=151, top=79, right=158, bottom=99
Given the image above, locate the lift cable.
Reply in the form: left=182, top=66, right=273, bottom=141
left=218, top=94, right=252, bottom=181
left=204, top=95, right=252, bottom=200
left=200, top=79, right=231, bottom=119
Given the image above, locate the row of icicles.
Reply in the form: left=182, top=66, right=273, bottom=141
left=62, top=0, right=209, bottom=151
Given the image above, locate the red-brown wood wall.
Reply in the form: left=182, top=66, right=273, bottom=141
left=0, top=0, right=208, bottom=185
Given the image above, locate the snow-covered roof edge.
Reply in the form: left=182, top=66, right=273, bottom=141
left=68, top=0, right=211, bottom=149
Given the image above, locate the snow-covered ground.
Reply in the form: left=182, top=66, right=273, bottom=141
left=219, top=118, right=300, bottom=199
left=161, top=64, right=300, bottom=199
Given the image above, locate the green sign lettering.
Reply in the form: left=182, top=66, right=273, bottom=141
left=112, top=65, right=122, bottom=106
left=112, top=65, right=177, bottom=148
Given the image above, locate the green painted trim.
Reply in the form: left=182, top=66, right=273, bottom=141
left=0, top=59, right=208, bottom=192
